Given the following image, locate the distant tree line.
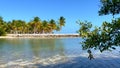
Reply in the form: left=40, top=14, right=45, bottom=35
left=0, top=16, right=65, bottom=36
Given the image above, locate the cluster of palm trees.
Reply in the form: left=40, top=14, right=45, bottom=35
left=0, top=16, right=65, bottom=35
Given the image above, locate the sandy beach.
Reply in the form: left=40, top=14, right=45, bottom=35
left=0, top=34, right=79, bottom=38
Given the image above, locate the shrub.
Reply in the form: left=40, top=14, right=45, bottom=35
left=0, top=27, right=6, bottom=36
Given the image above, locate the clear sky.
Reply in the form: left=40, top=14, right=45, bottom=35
left=0, top=0, right=114, bottom=34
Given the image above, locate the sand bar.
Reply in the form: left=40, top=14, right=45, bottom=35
left=0, top=34, right=80, bottom=38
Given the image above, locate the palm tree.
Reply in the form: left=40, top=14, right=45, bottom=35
left=28, top=17, right=41, bottom=33
left=11, top=20, right=18, bottom=34
left=49, top=19, right=57, bottom=33
left=6, top=21, right=12, bottom=33
left=42, top=20, right=49, bottom=33
left=56, top=25, right=61, bottom=31
left=17, top=20, right=26, bottom=34
left=25, top=23, right=30, bottom=33
left=29, top=17, right=41, bottom=33
left=59, top=16, right=65, bottom=29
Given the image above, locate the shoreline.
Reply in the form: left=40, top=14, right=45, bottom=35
left=0, top=34, right=80, bottom=38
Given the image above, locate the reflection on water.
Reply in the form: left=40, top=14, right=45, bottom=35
left=0, top=38, right=66, bottom=61
left=0, top=38, right=120, bottom=68
left=0, top=38, right=81, bottom=64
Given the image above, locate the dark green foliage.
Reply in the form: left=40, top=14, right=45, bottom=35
left=78, top=0, right=120, bottom=53
left=0, top=16, right=7, bottom=36
left=33, top=16, right=40, bottom=22
left=78, top=19, right=120, bottom=52
left=0, top=27, right=6, bottom=36
left=99, top=0, right=120, bottom=18
left=59, top=16, right=66, bottom=27
left=77, top=21, right=92, bottom=37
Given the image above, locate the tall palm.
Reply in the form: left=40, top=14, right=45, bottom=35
left=33, top=17, right=41, bottom=33
left=28, top=22, right=33, bottom=33
left=17, top=20, right=26, bottom=34
left=59, top=16, right=65, bottom=29
left=42, top=20, right=48, bottom=33
left=56, top=25, right=61, bottom=31
left=6, top=21, right=12, bottom=33
left=11, top=20, right=17, bottom=34
left=49, top=19, right=57, bottom=33
left=29, top=17, right=41, bottom=33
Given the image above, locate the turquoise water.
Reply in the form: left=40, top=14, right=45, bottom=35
left=0, top=38, right=120, bottom=68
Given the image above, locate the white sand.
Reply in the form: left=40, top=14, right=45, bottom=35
left=0, top=34, right=79, bottom=38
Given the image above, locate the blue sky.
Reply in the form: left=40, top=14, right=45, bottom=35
left=0, top=0, right=114, bottom=33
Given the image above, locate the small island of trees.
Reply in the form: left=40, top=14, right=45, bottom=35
left=0, top=16, right=65, bottom=36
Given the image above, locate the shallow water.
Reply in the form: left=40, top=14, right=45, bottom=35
left=0, top=38, right=120, bottom=68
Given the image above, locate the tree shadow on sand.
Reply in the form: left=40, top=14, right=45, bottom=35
left=24, top=56, right=120, bottom=68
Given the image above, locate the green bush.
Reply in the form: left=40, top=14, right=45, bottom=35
left=0, top=27, right=6, bottom=36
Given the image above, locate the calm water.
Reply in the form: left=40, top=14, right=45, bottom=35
left=0, top=38, right=120, bottom=68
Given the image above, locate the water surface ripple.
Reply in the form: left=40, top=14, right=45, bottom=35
left=0, top=38, right=120, bottom=68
